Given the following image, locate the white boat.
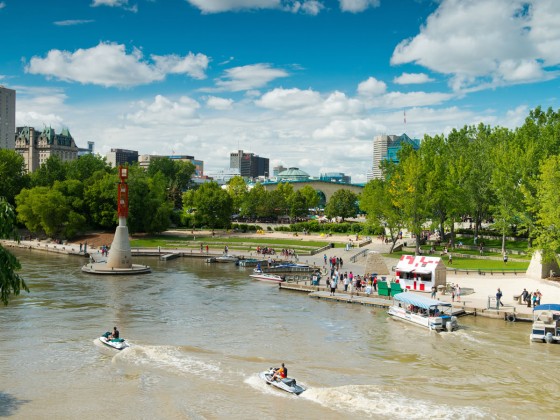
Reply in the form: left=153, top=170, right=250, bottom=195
left=259, top=368, right=306, bottom=395
left=530, top=304, right=560, bottom=343
left=388, top=292, right=458, bottom=332
left=99, top=336, right=129, bottom=350
left=250, top=273, right=285, bottom=283
left=206, top=254, right=239, bottom=263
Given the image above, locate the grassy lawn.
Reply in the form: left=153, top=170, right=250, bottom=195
left=383, top=252, right=529, bottom=271
left=130, top=234, right=334, bottom=250
left=455, top=235, right=529, bottom=251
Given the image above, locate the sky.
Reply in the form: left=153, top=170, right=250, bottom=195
left=2, top=0, right=560, bottom=183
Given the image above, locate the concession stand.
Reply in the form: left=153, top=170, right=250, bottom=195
left=395, top=255, right=446, bottom=291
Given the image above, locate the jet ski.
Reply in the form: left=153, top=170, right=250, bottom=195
left=99, top=332, right=129, bottom=350
left=260, top=367, right=306, bottom=395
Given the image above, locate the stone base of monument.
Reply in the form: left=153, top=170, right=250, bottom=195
left=81, top=262, right=151, bottom=274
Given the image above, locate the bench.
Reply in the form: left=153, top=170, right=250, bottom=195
left=378, top=281, right=390, bottom=296
left=390, top=282, right=404, bottom=296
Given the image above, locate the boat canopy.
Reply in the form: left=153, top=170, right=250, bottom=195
left=533, top=304, right=560, bottom=312
left=392, top=292, right=452, bottom=309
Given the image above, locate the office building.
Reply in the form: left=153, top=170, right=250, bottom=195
left=320, top=172, right=351, bottom=184
left=0, top=86, right=16, bottom=150
left=15, top=126, right=79, bottom=173
left=370, top=133, right=420, bottom=179
left=106, top=148, right=138, bottom=167
left=229, top=149, right=269, bottom=178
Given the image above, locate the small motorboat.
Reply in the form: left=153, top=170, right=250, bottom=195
left=259, top=367, right=306, bottom=395
left=530, top=304, right=560, bottom=343
left=250, top=273, right=285, bottom=283
left=99, top=334, right=129, bottom=350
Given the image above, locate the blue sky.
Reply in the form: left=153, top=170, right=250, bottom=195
left=2, top=0, right=560, bottom=182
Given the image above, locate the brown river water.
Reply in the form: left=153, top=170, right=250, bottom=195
left=1, top=249, right=559, bottom=419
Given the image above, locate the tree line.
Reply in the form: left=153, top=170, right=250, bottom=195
left=359, top=106, right=560, bottom=263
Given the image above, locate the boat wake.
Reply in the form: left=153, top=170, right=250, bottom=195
left=299, top=385, right=488, bottom=419
left=244, top=374, right=296, bottom=398
left=112, top=345, right=222, bottom=381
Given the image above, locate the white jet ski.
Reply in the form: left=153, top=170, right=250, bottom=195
left=99, top=333, right=129, bottom=350
left=260, top=367, right=306, bottom=395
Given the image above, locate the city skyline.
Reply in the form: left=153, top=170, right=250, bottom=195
left=2, top=0, right=560, bottom=182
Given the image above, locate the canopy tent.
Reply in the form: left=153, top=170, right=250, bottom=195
left=392, top=292, right=452, bottom=310
left=533, top=304, right=560, bottom=312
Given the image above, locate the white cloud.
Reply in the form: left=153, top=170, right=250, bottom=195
left=54, top=19, right=95, bottom=26
left=0, top=2, right=6, bottom=10
left=357, top=77, right=386, bottom=96
left=25, top=42, right=209, bottom=87
left=255, top=87, right=321, bottom=110
left=393, top=72, right=434, bottom=85
left=186, top=0, right=324, bottom=14
left=206, top=96, right=234, bottom=110
left=213, top=64, right=288, bottom=91
left=339, top=0, right=379, bottom=13
left=125, top=95, right=200, bottom=126
left=391, top=0, right=560, bottom=91
left=91, top=0, right=137, bottom=12
left=152, top=52, right=210, bottom=80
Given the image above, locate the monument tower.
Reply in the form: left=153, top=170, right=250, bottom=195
left=82, top=165, right=151, bottom=274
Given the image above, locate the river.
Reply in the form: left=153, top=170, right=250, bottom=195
left=0, top=249, right=558, bottom=419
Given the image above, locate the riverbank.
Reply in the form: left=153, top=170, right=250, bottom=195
left=4, top=230, right=560, bottom=322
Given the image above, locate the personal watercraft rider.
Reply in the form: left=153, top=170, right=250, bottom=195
left=271, top=363, right=287, bottom=381
left=109, top=326, right=119, bottom=340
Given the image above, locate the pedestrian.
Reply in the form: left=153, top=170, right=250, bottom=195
left=503, top=252, right=508, bottom=264
left=431, top=286, right=437, bottom=299
left=532, top=292, right=537, bottom=307
left=330, top=272, right=338, bottom=296
left=496, top=288, right=503, bottom=309
left=200, top=243, right=203, bottom=253
left=456, top=284, right=461, bottom=302
left=323, top=254, right=327, bottom=265
left=206, top=245, right=209, bottom=254
left=373, top=276, right=377, bottom=292
left=448, top=253, right=453, bottom=264
left=536, top=289, right=542, bottom=306
left=343, top=273, right=349, bottom=292
left=451, top=284, right=455, bottom=302
left=79, top=243, right=83, bottom=253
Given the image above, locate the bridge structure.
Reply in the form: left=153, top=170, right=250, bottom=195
left=261, top=180, right=364, bottom=203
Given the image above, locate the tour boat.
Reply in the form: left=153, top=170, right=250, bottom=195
left=250, top=273, right=285, bottom=283
left=388, top=292, right=458, bottom=332
left=530, top=304, right=560, bottom=343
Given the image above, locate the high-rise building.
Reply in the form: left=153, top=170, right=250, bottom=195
left=229, top=149, right=269, bottom=178
left=272, top=165, right=287, bottom=176
left=370, top=133, right=420, bottom=179
left=15, top=126, right=79, bottom=172
left=320, top=172, right=351, bottom=184
left=106, top=148, right=138, bottom=167
left=0, top=86, right=16, bottom=150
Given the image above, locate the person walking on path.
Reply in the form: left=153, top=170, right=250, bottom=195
left=431, top=286, right=437, bottom=299
left=496, top=288, right=503, bottom=309
left=330, top=272, right=338, bottom=296
left=456, top=284, right=461, bottom=302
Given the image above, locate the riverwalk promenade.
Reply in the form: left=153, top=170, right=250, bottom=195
left=4, top=231, right=560, bottom=322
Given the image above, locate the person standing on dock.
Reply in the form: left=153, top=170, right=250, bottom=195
left=496, top=288, right=503, bottom=309
left=330, top=271, right=338, bottom=296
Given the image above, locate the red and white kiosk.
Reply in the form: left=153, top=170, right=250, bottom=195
left=395, top=255, right=446, bottom=291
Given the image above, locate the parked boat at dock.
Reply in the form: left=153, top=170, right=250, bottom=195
left=249, top=273, right=285, bottom=283
left=530, top=304, right=560, bottom=343
left=388, top=292, right=458, bottom=332
left=206, top=254, right=239, bottom=263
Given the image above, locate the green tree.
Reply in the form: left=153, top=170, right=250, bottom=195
left=30, top=155, right=67, bottom=187
left=84, top=170, right=119, bottom=228
left=360, top=178, right=404, bottom=252
left=183, top=182, right=233, bottom=228
left=66, top=154, right=111, bottom=182
left=240, top=183, right=269, bottom=220
left=298, top=185, right=320, bottom=210
left=388, top=151, right=430, bottom=254
left=533, top=156, right=560, bottom=264
left=128, top=167, right=172, bottom=233
left=289, top=190, right=309, bottom=220
left=324, top=189, right=358, bottom=221
left=226, top=176, right=248, bottom=212
left=0, top=149, right=30, bottom=205
left=0, top=198, right=29, bottom=305
left=148, top=157, right=196, bottom=209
